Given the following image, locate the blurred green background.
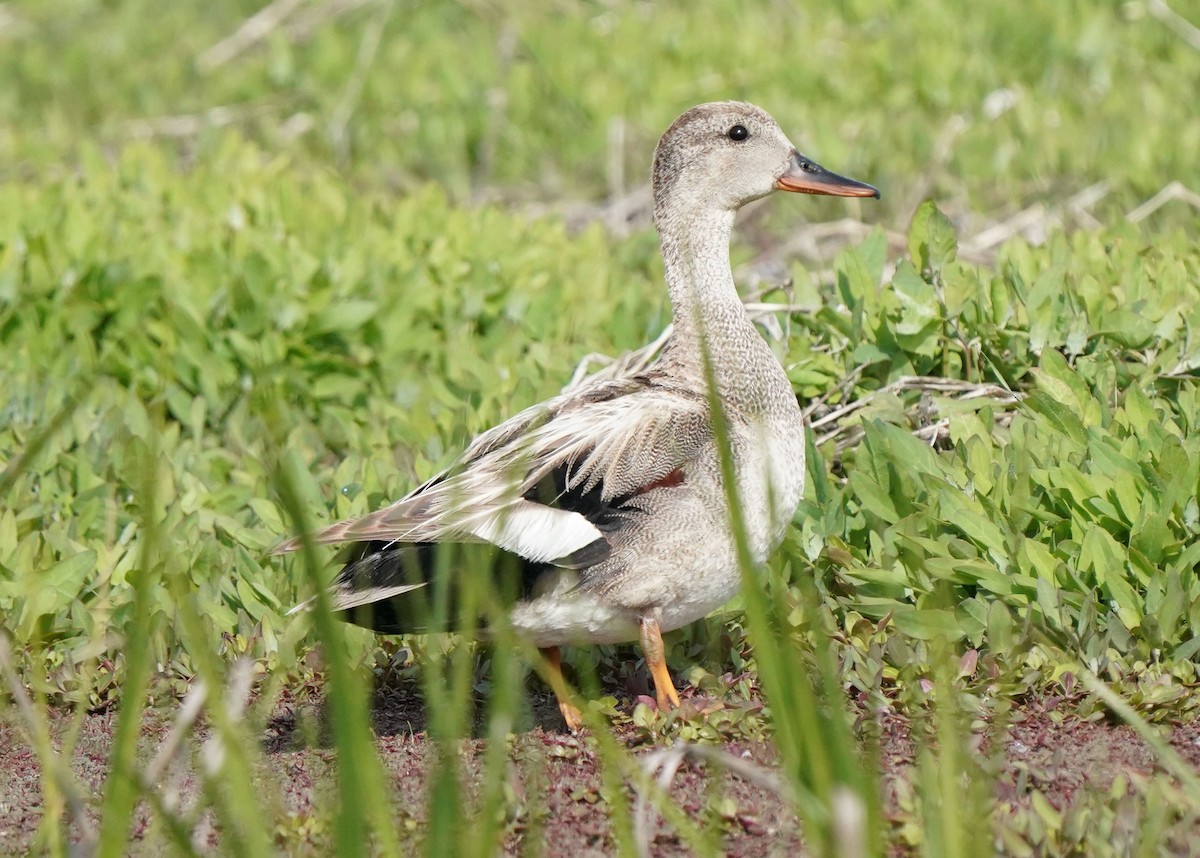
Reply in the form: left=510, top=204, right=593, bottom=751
left=4, top=0, right=1200, bottom=707
left=4, top=0, right=1198, bottom=222
left=4, top=1, right=1200, bottom=853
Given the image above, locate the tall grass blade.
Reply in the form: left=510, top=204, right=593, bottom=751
left=1082, top=671, right=1200, bottom=796
left=694, top=308, right=876, bottom=856
left=273, top=443, right=402, bottom=857
left=96, top=428, right=166, bottom=858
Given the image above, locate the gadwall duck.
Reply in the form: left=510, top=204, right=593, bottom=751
left=275, top=102, right=878, bottom=729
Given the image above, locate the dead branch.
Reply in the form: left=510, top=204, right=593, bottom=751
left=1125, top=181, right=1200, bottom=223
left=198, top=0, right=307, bottom=72
left=285, top=0, right=377, bottom=42
left=807, top=375, right=1017, bottom=432
left=958, top=181, right=1112, bottom=261
left=327, top=0, right=393, bottom=164
left=143, top=679, right=208, bottom=793
left=1147, top=0, right=1200, bottom=51
left=633, top=741, right=796, bottom=858
left=122, top=103, right=276, bottom=140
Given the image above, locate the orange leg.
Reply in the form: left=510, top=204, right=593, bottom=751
left=640, top=615, right=681, bottom=711
left=540, top=646, right=583, bottom=732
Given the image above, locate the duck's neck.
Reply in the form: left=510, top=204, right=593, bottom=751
left=656, top=204, right=779, bottom=408
left=658, top=204, right=739, bottom=347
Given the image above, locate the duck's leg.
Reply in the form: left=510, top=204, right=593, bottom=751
left=540, top=646, right=583, bottom=731
left=640, top=614, right=681, bottom=710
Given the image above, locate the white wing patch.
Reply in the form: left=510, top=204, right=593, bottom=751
left=273, top=374, right=706, bottom=573
left=470, top=500, right=603, bottom=563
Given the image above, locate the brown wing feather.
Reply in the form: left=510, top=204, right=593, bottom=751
left=272, top=370, right=709, bottom=562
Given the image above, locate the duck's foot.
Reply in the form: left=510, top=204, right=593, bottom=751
left=640, top=614, right=681, bottom=712
left=557, top=699, right=584, bottom=732
left=540, top=645, right=584, bottom=732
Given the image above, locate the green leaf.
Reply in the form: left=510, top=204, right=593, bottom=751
left=893, top=608, right=965, bottom=641
left=1097, top=310, right=1156, bottom=348
left=1131, top=497, right=1170, bottom=564
left=247, top=498, right=285, bottom=533
left=987, top=601, right=1013, bottom=652
left=1121, top=384, right=1156, bottom=435
left=1080, top=525, right=1141, bottom=629
left=1033, top=348, right=1102, bottom=426
left=849, top=471, right=900, bottom=523
left=18, top=550, right=97, bottom=636
left=892, top=260, right=938, bottom=336
left=907, top=200, right=958, bottom=275
left=313, top=299, right=380, bottom=334
left=1024, top=391, right=1087, bottom=444
left=938, top=491, right=1009, bottom=561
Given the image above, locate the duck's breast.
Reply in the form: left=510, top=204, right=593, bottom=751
left=734, top=411, right=807, bottom=562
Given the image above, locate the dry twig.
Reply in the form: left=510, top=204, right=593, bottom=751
left=123, top=104, right=276, bottom=140
left=327, top=0, right=393, bottom=164
left=197, top=0, right=307, bottom=72
left=1125, top=181, right=1200, bottom=223
left=285, top=0, right=377, bottom=42
left=143, top=680, right=209, bottom=794
left=632, top=741, right=795, bottom=857
left=809, top=376, right=1021, bottom=454
left=1146, top=0, right=1200, bottom=51
left=564, top=324, right=673, bottom=391
left=959, top=181, right=1112, bottom=260
left=200, top=659, right=255, bottom=776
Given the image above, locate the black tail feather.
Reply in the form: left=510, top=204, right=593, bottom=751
left=332, top=540, right=547, bottom=635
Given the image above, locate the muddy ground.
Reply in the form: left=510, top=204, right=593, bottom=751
left=2, top=683, right=1199, bottom=856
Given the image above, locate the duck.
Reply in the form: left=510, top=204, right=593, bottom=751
left=274, top=102, right=878, bottom=730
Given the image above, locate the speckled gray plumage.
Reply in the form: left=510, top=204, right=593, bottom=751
left=276, top=102, right=867, bottom=649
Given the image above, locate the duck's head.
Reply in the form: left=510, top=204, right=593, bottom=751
left=652, top=101, right=879, bottom=219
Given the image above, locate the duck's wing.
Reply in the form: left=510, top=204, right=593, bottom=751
left=272, top=373, right=710, bottom=569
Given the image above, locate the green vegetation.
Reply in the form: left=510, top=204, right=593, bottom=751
left=2, top=0, right=1199, bottom=854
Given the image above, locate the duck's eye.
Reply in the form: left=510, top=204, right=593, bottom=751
left=727, top=124, right=749, bottom=142
left=800, top=160, right=817, bottom=172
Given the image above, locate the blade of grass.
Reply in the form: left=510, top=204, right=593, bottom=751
left=0, top=384, right=86, bottom=499
left=1081, top=670, right=1200, bottom=796
left=91, top=417, right=275, bottom=856
left=915, top=624, right=993, bottom=858
left=0, top=634, right=98, bottom=853
left=140, top=444, right=277, bottom=853
left=273, top=442, right=402, bottom=857
left=96, top=429, right=166, bottom=857
left=420, top=542, right=476, bottom=858
left=695, top=306, right=878, bottom=857
left=470, top=582, right=525, bottom=858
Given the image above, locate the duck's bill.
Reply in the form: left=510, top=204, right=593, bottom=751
left=776, top=152, right=880, bottom=198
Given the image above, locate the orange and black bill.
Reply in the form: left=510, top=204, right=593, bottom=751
left=775, top=151, right=880, bottom=198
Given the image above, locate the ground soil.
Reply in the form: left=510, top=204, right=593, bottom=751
left=2, top=683, right=1198, bottom=856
